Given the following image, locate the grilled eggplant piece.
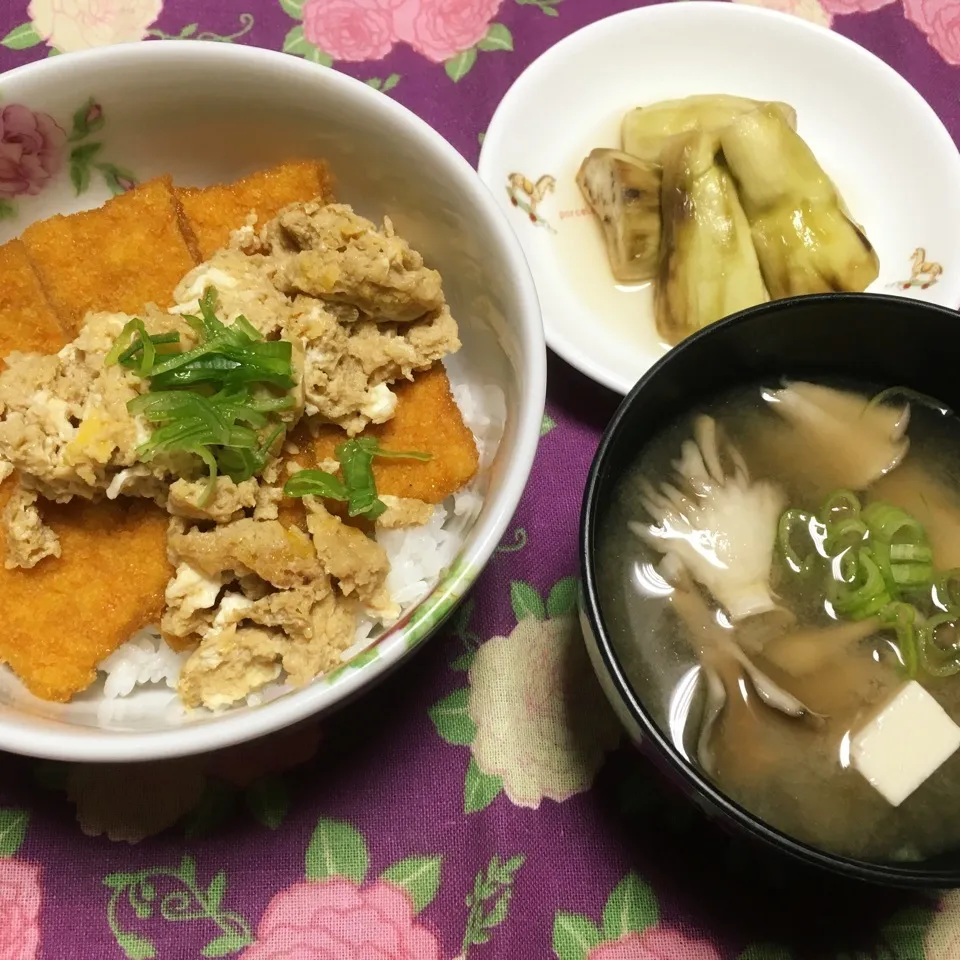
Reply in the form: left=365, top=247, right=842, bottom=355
left=655, top=131, right=769, bottom=345
left=576, top=148, right=662, bottom=283
left=621, top=95, right=797, bottom=164
left=719, top=105, right=879, bottom=297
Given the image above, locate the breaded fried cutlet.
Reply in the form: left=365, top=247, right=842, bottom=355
left=0, top=163, right=474, bottom=703
left=178, top=160, right=334, bottom=260
left=0, top=240, right=70, bottom=367
left=0, top=179, right=191, bottom=699
left=22, top=175, right=197, bottom=335
left=294, top=363, right=480, bottom=504
left=0, top=481, right=171, bottom=702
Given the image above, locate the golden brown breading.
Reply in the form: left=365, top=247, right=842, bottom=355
left=0, top=162, right=471, bottom=705
left=177, top=160, right=334, bottom=260
left=296, top=363, right=479, bottom=504
left=0, top=240, right=70, bottom=367
left=0, top=480, right=171, bottom=702
left=22, top=176, right=197, bottom=334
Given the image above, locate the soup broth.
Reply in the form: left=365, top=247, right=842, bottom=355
left=597, top=380, right=960, bottom=861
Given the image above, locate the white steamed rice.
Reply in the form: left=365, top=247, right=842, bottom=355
left=98, top=628, right=188, bottom=699
left=95, top=377, right=505, bottom=707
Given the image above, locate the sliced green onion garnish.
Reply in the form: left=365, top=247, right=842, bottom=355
left=283, top=469, right=349, bottom=502
left=104, top=318, right=159, bottom=376
left=879, top=602, right=920, bottom=678
left=828, top=548, right=892, bottom=620
left=231, top=314, right=263, bottom=342
left=778, top=473, right=960, bottom=680
left=778, top=509, right=818, bottom=575
left=335, top=439, right=384, bottom=520
left=191, top=445, right=220, bottom=506
left=250, top=396, right=295, bottom=414
left=890, top=543, right=934, bottom=563
left=110, top=285, right=297, bottom=502
left=283, top=439, right=432, bottom=522
left=353, top=437, right=434, bottom=462
left=935, top=570, right=960, bottom=614
left=862, top=501, right=926, bottom=545
left=918, top=613, right=960, bottom=677
left=105, top=318, right=145, bottom=367
left=891, top=563, right=934, bottom=587
left=823, top=517, right=868, bottom=556
left=117, top=332, right=180, bottom=374
left=820, top=489, right=861, bottom=521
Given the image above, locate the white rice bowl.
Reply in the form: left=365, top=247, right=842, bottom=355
left=0, top=40, right=545, bottom=761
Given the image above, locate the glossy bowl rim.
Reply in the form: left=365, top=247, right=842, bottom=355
left=0, top=40, right=547, bottom=762
left=580, top=291, right=960, bottom=887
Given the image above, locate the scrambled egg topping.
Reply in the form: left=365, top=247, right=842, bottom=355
left=0, top=201, right=462, bottom=709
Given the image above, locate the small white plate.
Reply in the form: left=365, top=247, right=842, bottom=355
left=479, top=2, right=960, bottom=395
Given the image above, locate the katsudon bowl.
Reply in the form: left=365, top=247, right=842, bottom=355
left=0, top=42, right=545, bottom=762
left=581, top=294, right=960, bottom=886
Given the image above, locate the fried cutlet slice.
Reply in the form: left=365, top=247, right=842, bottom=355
left=177, top=160, right=335, bottom=260
left=0, top=240, right=70, bottom=367
left=0, top=480, right=171, bottom=702
left=22, top=176, right=197, bottom=335
left=291, top=363, right=479, bottom=504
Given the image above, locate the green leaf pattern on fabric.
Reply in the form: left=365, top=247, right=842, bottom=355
left=282, top=24, right=333, bottom=65
left=461, top=854, right=526, bottom=954
left=379, top=855, right=443, bottom=913
left=1, top=22, right=42, bottom=49
left=553, top=911, right=603, bottom=960
left=305, top=819, right=369, bottom=884
left=464, top=757, right=504, bottom=813
left=104, top=856, right=253, bottom=958
left=478, top=23, right=514, bottom=51
left=510, top=580, right=546, bottom=620
left=0, top=809, right=28, bottom=858
left=444, top=47, right=477, bottom=82
left=546, top=577, right=577, bottom=617
left=600, top=873, right=658, bottom=940
left=429, top=688, right=477, bottom=745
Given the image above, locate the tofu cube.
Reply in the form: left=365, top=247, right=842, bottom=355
left=851, top=680, right=960, bottom=807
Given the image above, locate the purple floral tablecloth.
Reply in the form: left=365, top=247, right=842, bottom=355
left=1, top=0, right=959, bottom=957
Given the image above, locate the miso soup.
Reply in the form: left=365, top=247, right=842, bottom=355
left=597, top=380, right=960, bottom=861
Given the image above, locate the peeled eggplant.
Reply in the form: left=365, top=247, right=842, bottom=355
left=576, top=149, right=661, bottom=283
left=719, top=105, right=879, bottom=297
left=621, top=94, right=798, bottom=164
left=655, top=131, right=769, bottom=345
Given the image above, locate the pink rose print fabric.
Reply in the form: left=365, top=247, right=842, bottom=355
left=0, top=105, right=64, bottom=199
left=301, top=0, right=503, bottom=61
left=303, top=0, right=397, bottom=62
left=588, top=928, right=723, bottom=960
left=0, top=860, right=41, bottom=960
left=242, top=878, right=440, bottom=960
left=393, top=0, right=502, bottom=62
left=818, top=0, right=896, bottom=14
left=904, top=0, right=960, bottom=64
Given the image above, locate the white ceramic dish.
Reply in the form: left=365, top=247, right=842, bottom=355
left=0, top=41, right=545, bottom=761
left=478, top=2, right=960, bottom=395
